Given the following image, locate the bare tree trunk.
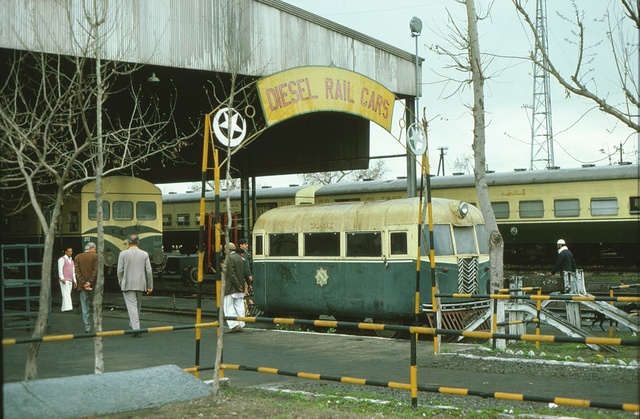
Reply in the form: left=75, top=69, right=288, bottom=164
left=93, top=6, right=106, bottom=373
left=24, top=212, right=57, bottom=379
left=465, top=0, right=504, bottom=291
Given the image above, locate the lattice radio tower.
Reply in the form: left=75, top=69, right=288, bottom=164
left=529, top=0, right=555, bottom=170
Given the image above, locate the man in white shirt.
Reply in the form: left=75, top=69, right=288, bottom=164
left=57, top=247, right=76, bottom=312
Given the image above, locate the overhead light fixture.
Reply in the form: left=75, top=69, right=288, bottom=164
left=147, top=72, right=160, bottom=83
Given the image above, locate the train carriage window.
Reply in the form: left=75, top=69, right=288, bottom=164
left=113, top=201, right=133, bottom=221
left=256, top=203, right=278, bottom=218
left=390, top=232, right=407, bottom=255
left=67, top=211, right=79, bottom=232
left=136, top=201, right=156, bottom=220
left=88, top=201, right=110, bottom=220
left=454, top=226, right=476, bottom=254
left=177, top=213, right=190, bottom=226
left=491, top=202, right=510, bottom=219
left=304, top=232, right=339, bottom=256
left=630, top=197, right=640, bottom=215
left=554, top=199, right=580, bottom=217
left=194, top=213, right=201, bottom=225
left=475, top=224, right=488, bottom=254
left=254, top=236, right=263, bottom=256
left=269, top=233, right=298, bottom=256
left=590, top=198, right=618, bottom=216
left=162, top=214, right=172, bottom=227
left=346, top=232, right=381, bottom=257
left=519, top=200, right=543, bottom=218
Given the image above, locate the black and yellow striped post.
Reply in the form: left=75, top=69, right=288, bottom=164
left=193, top=113, right=213, bottom=377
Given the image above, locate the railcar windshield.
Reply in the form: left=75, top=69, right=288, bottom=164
left=454, top=226, right=475, bottom=254
left=113, top=201, right=134, bottom=221
left=420, top=224, right=486, bottom=256
left=475, top=224, right=488, bottom=254
left=136, top=201, right=157, bottom=220
left=88, top=201, right=110, bottom=220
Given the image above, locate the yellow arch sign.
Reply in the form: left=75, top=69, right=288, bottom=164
left=257, top=66, right=396, bottom=132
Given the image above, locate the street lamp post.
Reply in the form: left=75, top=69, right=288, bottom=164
left=407, top=16, right=422, bottom=197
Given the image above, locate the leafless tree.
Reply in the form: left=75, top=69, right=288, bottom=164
left=428, top=0, right=504, bottom=290
left=514, top=0, right=639, bottom=138
left=298, top=160, right=388, bottom=185
left=0, top=1, right=189, bottom=379
left=452, top=154, right=474, bottom=174
left=465, top=0, right=504, bottom=291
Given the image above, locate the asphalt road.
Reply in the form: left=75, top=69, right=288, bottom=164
left=3, top=298, right=638, bottom=410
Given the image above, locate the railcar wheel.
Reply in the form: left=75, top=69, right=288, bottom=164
left=370, top=319, right=403, bottom=339
left=189, top=267, right=198, bottom=284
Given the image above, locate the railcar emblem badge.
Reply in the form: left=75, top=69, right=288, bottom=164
left=315, top=268, right=329, bottom=287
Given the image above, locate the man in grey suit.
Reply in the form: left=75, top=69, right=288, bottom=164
left=117, top=234, right=153, bottom=337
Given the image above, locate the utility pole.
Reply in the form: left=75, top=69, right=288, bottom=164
left=436, top=146, right=448, bottom=176
left=529, top=0, right=555, bottom=170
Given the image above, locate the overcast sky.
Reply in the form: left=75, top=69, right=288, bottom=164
left=161, top=0, right=638, bottom=191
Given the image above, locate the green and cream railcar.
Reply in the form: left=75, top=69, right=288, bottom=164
left=252, top=197, right=490, bottom=331
left=81, top=176, right=164, bottom=269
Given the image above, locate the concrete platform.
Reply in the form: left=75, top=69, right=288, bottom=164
left=3, top=364, right=212, bottom=419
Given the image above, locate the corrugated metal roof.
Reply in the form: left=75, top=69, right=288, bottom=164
left=0, top=0, right=419, bottom=96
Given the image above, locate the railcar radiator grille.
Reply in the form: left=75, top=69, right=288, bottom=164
left=458, top=257, right=478, bottom=294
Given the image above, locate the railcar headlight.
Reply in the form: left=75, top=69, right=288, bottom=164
left=458, top=202, right=469, bottom=219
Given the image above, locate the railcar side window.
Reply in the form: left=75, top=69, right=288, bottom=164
left=519, top=200, right=543, bottom=218
left=304, top=232, right=339, bottom=256
left=88, top=201, right=110, bottom=220
left=475, top=224, right=488, bottom=254
left=136, top=201, right=156, bottom=220
left=269, top=233, right=298, bottom=256
left=630, top=197, right=640, bottom=215
left=177, top=213, right=190, bottom=226
left=554, top=199, right=580, bottom=217
left=346, top=232, right=381, bottom=257
left=433, top=224, right=454, bottom=255
left=453, top=226, right=476, bottom=254
left=390, top=232, right=407, bottom=255
left=254, top=236, right=263, bottom=256
left=590, top=198, right=618, bottom=216
left=113, top=201, right=134, bottom=221
left=67, top=211, right=79, bottom=232
left=256, top=203, right=277, bottom=218
left=491, top=202, right=509, bottom=219
left=162, top=214, right=172, bottom=227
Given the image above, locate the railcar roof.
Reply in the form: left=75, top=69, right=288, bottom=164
left=253, top=197, right=484, bottom=233
left=314, top=164, right=639, bottom=196
left=81, top=176, right=161, bottom=195
left=162, top=184, right=312, bottom=203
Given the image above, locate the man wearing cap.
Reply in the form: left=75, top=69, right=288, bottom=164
left=550, top=239, right=577, bottom=276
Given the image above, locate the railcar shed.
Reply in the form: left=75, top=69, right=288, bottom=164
left=0, top=0, right=421, bottom=184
